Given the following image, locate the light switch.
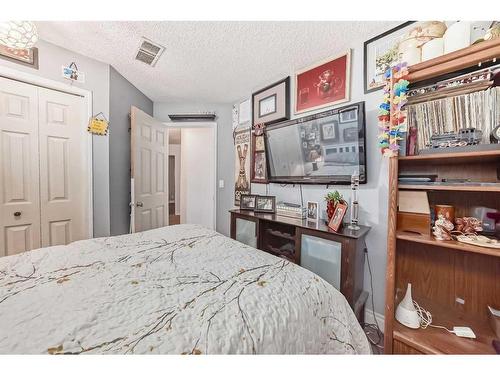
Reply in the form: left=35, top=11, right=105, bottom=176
left=219, top=179, right=225, bottom=188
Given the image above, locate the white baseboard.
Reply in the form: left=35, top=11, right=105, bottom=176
left=364, top=308, right=385, bottom=333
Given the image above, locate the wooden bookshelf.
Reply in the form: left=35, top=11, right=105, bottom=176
left=386, top=152, right=500, bottom=354
left=407, top=38, right=500, bottom=83
left=384, top=42, right=500, bottom=355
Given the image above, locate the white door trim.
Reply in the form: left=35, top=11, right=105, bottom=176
left=163, top=121, right=217, bottom=229
left=0, top=65, right=94, bottom=238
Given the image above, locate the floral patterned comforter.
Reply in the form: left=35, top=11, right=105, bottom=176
left=0, top=225, right=370, bottom=354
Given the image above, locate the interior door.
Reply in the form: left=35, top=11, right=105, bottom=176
left=131, top=106, right=169, bottom=232
left=0, top=77, right=41, bottom=256
left=38, top=87, right=89, bottom=247
left=180, top=126, right=216, bottom=229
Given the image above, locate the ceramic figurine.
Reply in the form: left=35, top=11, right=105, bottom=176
left=432, top=214, right=454, bottom=241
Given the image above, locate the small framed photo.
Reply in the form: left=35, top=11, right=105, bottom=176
left=252, top=77, right=290, bottom=126
left=306, top=201, right=319, bottom=222
left=328, top=202, right=348, bottom=232
left=255, top=135, right=265, bottom=152
left=240, top=194, right=257, bottom=210
left=255, top=195, right=276, bottom=213
left=253, top=152, right=267, bottom=181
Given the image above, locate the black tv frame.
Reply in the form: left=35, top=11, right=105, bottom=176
left=264, top=101, right=367, bottom=185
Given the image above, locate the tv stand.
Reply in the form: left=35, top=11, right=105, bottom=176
left=229, top=209, right=370, bottom=323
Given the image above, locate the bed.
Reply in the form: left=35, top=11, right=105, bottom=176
left=0, top=224, right=370, bottom=354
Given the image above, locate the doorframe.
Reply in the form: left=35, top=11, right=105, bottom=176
left=164, top=121, right=218, bottom=229
left=0, top=65, right=94, bottom=238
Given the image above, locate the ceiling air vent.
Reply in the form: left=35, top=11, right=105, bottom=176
left=135, top=37, right=165, bottom=67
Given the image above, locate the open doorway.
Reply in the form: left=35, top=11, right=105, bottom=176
left=167, top=123, right=217, bottom=230
left=168, top=129, right=181, bottom=225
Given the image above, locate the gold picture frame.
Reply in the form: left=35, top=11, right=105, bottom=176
left=0, top=45, right=39, bottom=69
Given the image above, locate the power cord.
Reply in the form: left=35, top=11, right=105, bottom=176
left=413, top=301, right=454, bottom=333
left=363, top=248, right=384, bottom=349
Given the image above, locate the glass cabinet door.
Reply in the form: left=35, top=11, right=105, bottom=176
left=300, top=234, right=341, bottom=290
left=235, top=218, right=257, bottom=248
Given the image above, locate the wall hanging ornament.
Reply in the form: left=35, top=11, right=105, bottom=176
left=377, top=62, right=409, bottom=157
left=251, top=122, right=268, bottom=183
left=88, top=112, right=109, bottom=136
left=62, top=62, right=86, bottom=83
left=234, top=127, right=251, bottom=206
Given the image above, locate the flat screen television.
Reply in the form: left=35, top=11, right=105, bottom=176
left=264, top=101, right=366, bottom=185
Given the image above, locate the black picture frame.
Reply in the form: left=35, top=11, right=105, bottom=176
left=254, top=195, right=276, bottom=213
left=240, top=194, right=258, bottom=211
left=363, top=21, right=415, bottom=94
left=252, top=77, right=290, bottom=126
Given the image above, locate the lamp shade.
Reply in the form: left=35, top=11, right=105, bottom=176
left=0, top=21, right=38, bottom=49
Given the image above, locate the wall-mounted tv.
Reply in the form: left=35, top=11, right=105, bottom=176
left=264, top=101, right=366, bottom=185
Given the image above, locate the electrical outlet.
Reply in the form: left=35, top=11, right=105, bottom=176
left=218, top=179, right=225, bottom=188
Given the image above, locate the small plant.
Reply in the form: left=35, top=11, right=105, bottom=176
left=325, top=190, right=344, bottom=204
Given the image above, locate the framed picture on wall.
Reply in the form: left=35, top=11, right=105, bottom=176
left=238, top=99, right=251, bottom=124
left=252, top=77, right=290, bottom=126
left=295, top=50, right=351, bottom=114
left=363, top=22, right=415, bottom=94
left=0, top=45, right=38, bottom=69
left=251, top=132, right=268, bottom=184
left=234, top=127, right=251, bottom=206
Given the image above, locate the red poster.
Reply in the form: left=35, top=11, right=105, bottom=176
left=295, top=50, right=351, bottom=114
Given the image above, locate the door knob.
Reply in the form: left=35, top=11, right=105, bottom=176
left=14, top=211, right=21, bottom=217
left=136, top=202, right=143, bottom=207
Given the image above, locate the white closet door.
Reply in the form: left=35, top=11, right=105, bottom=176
left=131, top=106, right=169, bottom=232
left=0, top=77, right=41, bottom=256
left=38, top=87, right=89, bottom=247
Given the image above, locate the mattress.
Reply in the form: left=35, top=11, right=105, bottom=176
left=0, top=224, right=370, bottom=354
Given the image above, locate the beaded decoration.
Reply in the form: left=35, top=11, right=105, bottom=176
left=378, top=62, right=409, bottom=157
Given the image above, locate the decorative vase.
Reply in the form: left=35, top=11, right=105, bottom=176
left=434, top=205, right=455, bottom=223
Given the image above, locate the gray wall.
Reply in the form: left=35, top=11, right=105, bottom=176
left=0, top=39, right=111, bottom=238
left=153, top=102, right=234, bottom=236
left=234, top=39, right=389, bottom=316
left=109, top=67, right=153, bottom=235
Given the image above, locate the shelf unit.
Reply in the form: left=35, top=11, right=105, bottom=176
left=384, top=41, right=500, bottom=355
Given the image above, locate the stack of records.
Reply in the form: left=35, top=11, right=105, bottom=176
left=406, top=87, right=500, bottom=153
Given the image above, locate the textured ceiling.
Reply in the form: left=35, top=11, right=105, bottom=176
left=35, top=21, right=398, bottom=103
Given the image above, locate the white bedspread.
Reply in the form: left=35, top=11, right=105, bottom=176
left=0, top=225, right=370, bottom=354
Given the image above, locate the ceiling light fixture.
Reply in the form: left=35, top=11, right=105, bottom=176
left=0, top=21, right=38, bottom=49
